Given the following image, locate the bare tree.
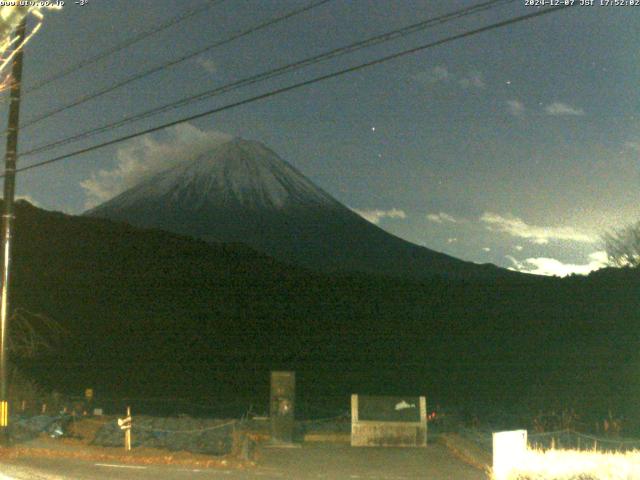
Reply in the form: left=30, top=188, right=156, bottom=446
left=5, top=309, right=66, bottom=406
left=603, top=221, right=640, bottom=267
left=8, top=308, right=65, bottom=358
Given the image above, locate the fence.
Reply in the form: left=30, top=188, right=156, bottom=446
left=92, top=415, right=241, bottom=456
left=528, top=429, right=640, bottom=453
left=459, top=427, right=640, bottom=455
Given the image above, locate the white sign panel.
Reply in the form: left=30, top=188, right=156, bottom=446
left=493, top=429, right=527, bottom=480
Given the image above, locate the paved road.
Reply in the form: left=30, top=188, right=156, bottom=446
left=0, top=443, right=487, bottom=479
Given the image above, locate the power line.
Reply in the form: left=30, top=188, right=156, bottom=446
left=18, top=0, right=332, bottom=132
left=9, top=5, right=572, bottom=177
left=20, top=0, right=513, bottom=158
left=23, top=0, right=225, bottom=95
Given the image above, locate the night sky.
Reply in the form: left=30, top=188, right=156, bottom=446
left=2, top=0, right=638, bottom=276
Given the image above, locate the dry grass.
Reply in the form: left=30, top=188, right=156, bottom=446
left=494, top=447, right=640, bottom=480
left=440, top=429, right=640, bottom=479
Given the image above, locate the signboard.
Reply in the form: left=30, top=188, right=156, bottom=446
left=358, top=395, right=421, bottom=422
left=493, top=430, right=527, bottom=480
left=270, top=371, right=295, bottom=444
left=117, top=415, right=132, bottom=430
left=351, top=394, right=427, bottom=447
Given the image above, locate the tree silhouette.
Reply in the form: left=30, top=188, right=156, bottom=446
left=603, top=221, right=640, bottom=267
left=8, top=308, right=65, bottom=358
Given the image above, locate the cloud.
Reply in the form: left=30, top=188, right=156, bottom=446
left=412, top=65, right=450, bottom=85
left=507, top=251, right=607, bottom=277
left=480, top=212, right=596, bottom=244
left=196, top=57, right=217, bottom=74
left=426, top=212, right=458, bottom=224
left=458, top=71, right=485, bottom=89
left=544, top=102, right=585, bottom=116
left=506, top=100, right=525, bottom=116
left=80, top=123, right=232, bottom=210
left=353, top=208, right=407, bottom=225
left=623, top=141, right=640, bottom=153
left=413, top=66, right=485, bottom=90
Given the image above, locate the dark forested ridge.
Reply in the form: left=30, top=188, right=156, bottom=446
left=8, top=201, right=640, bottom=424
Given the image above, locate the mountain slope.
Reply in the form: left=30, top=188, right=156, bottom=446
left=86, top=138, right=509, bottom=279
left=9, top=201, right=640, bottom=420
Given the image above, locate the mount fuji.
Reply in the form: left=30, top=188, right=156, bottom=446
left=85, top=138, right=508, bottom=279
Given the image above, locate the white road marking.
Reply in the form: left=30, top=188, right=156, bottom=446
left=94, top=463, right=148, bottom=469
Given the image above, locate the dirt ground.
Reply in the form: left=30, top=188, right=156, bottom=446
left=0, top=442, right=488, bottom=479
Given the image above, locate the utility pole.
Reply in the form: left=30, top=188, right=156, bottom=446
left=0, top=14, right=27, bottom=436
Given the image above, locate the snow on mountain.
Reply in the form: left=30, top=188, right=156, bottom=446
left=99, top=138, right=341, bottom=212
left=86, top=137, right=509, bottom=279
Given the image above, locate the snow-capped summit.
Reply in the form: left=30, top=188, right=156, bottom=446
left=93, top=138, right=341, bottom=213
left=86, top=137, right=508, bottom=279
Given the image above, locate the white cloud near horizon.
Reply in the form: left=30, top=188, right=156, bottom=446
left=427, top=212, right=458, bottom=224
left=413, top=66, right=484, bottom=89
left=80, top=124, right=232, bottom=210
left=507, top=99, right=525, bottom=116
left=507, top=251, right=607, bottom=277
left=458, top=71, right=485, bottom=89
left=353, top=208, right=407, bottom=225
left=412, top=65, right=450, bottom=85
left=196, top=57, right=217, bottom=74
left=480, top=212, right=597, bottom=244
left=544, top=102, right=585, bottom=116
